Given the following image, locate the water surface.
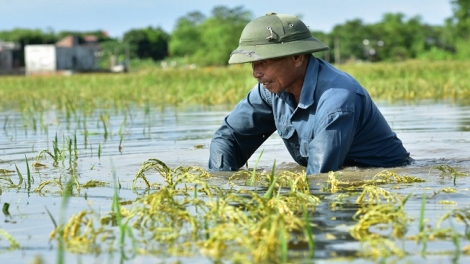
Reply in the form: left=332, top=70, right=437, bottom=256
left=1, top=100, right=470, bottom=263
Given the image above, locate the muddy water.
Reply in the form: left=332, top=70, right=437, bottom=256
left=1, top=100, right=470, bottom=263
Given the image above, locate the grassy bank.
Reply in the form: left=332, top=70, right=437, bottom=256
left=1, top=60, right=469, bottom=112
left=338, top=60, right=470, bottom=103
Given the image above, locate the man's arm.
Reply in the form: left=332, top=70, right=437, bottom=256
left=209, top=85, right=276, bottom=171
left=307, top=110, right=357, bottom=174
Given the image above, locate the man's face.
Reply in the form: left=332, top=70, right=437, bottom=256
left=251, top=56, right=302, bottom=94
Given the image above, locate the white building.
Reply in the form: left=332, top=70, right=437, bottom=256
left=25, top=35, right=97, bottom=75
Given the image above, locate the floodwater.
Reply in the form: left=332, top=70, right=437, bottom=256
left=1, top=100, right=470, bottom=263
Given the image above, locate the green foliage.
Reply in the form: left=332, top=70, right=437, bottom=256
left=194, top=6, right=252, bottom=66
left=417, top=47, right=455, bottom=60
left=169, top=6, right=252, bottom=66
left=450, top=0, right=470, bottom=39
left=454, top=38, right=470, bottom=58
left=123, top=27, right=169, bottom=61
left=0, top=28, right=56, bottom=45
left=377, top=13, right=415, bottom=60
left=330, top=13, right=447, bottom=63
left=331, top=19, right=370, bottom=62
left=169, top=11, right=205, bottom=57
left=96, top=39, right=126, bottom=68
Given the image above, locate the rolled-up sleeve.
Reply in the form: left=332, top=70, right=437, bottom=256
left=209, top=85, right=276, bottom=171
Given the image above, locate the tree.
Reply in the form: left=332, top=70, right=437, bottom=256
left=368, top=13, right=435, bottom=61
left=169, top=11, right=205, bottom=57
left=194, top=6, right=252, bottom=66
left=375, top=13, right=411, bottom=60
left=450, top=0, right=470, bottom=39
left=447, top=0, right=470, bottom=58
left=168, top=6, right=252, bottom=66
left=310, top=30, right=331, bottom=62
left=331, top=19, right=370, bottom=62
left=123, top=27, right=169, bottom=61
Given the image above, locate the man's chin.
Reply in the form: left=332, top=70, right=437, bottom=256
left=262, top=84, right=279, bottom=93
left=268, top=88, right=284, bottom=94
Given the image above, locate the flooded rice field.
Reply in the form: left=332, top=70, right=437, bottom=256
left=1, top=100, right=470, bottom=263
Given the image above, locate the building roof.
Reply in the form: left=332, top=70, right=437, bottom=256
left=56, top=35, right=79, bottom=47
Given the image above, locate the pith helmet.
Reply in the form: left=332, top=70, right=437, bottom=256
left=229, top=12, right=329, bottom=64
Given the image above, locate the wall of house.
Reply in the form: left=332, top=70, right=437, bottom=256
left=24, top=45, right=57, bottom=75
left=0, top=41, right=22, bottom=74
left=0, top=49, right=13, bottom=70
left=56, top=47, right=95, bottom=71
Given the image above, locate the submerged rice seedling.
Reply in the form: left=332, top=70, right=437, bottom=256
left=34, top=174, right=80, bottom=195
left=438, top=208, right=470, bottom=237
left=24, top=155, right=33, bottom=192
left=303, top=208, right=316, bottom=258
left=51, top=158, right=322, bottom=263
left=249, top=149, right=264, bottom=186
left=372, top=170, right=426, bottom=184
left=327, top=171, right=340, bottom=193
left=110, top=161, right=137, bottom=259
left=350, top=194, right=411, bottom=240
left=417, top=194, right=428, bottom=256
left=81, top=180, right=108, bottom=188
left=0, top=165, right=23, bottom=189
left=132, top=158, right=213, bottom=192
left=98, top=143, right=102, bottom=160
left=99, top=112, right=110, bottom=139
left=36, top=133, right=69, bottom=167
left=356, top=185, right=401, bottom=204
left=430, top=165, right=468, bottom=185
left=0, top=168, right=15, bottom=174
left=50, top=210, right=115, bottom=254
left=0, top=227, right=19, bottom=251
left=33, top=158, right=470, bottom=262
left=34, top=179, right=63, bottom=194
left=356, top=236, right=406, bottom=259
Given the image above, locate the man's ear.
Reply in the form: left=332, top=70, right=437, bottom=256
left=292, top=54, right=305, bottom=67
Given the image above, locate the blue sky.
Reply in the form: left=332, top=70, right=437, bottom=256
left=0, top=0, right=453, bottom=38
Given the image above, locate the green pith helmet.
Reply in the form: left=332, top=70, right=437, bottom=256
left=229, top=12, right=329, bottom=64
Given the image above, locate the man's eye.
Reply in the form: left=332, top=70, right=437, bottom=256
left=252, top=60, right=266, bottom=67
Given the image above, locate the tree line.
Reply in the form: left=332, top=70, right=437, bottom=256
left=1, top=1, right=469, bottom=68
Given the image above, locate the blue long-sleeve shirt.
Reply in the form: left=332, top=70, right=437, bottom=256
left=209, top=56, right=410, bottom=174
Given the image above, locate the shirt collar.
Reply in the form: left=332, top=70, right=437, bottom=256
left=297, top=56, right=319, bottom=109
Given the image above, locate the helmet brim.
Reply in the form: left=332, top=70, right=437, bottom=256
left=228, top=36, right=329, bottom=64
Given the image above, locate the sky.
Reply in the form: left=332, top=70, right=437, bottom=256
left=0, top=0, right=454, bottom=39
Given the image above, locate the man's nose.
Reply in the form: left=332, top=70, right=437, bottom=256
left=252, top=64, right=263, bottom=78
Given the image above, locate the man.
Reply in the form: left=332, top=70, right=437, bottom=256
left=208, top=13, right=411, bottom=175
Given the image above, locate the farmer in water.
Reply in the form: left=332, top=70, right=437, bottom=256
left=208, top=12, right=411, bottom=175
